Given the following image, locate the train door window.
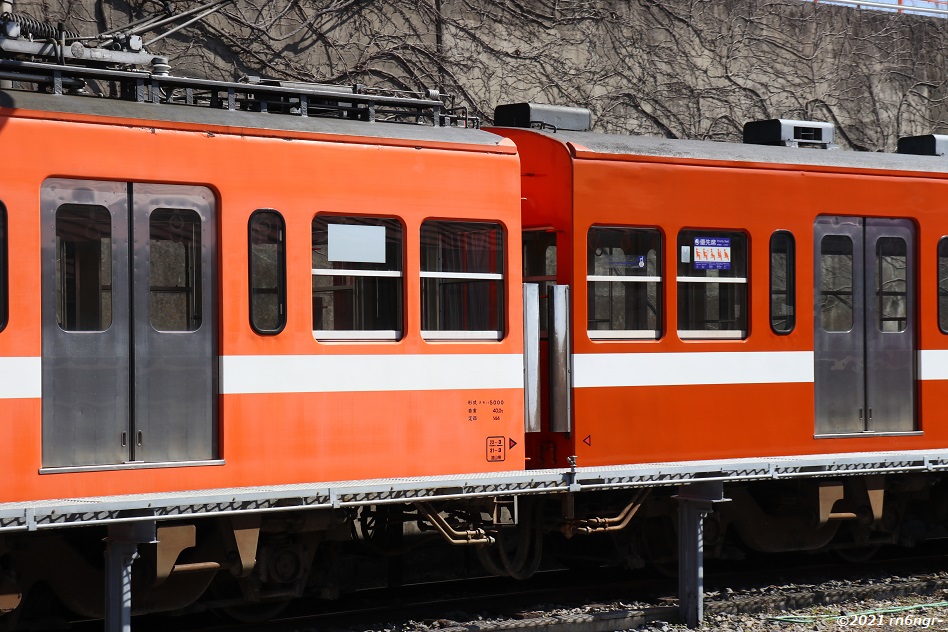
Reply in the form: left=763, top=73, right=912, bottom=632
left=249, top=210, right=286, bottom=334
left=819, top=235, right=854, bottom=332
left=939, top=238, right=948, bottom=333
left=677, top=229, right=747, bottom=339
left=312, top=215, right=403, bottom=340
left=421, top=220, right=504, bottom=340
left=770, top=231, right=795, bottom=334
left=55, top=205, right=113, bottom=331
left=523, top=230, right=556, bottom=334
left=587, top=226, right=662, bottom=339
left=0, top=202, right=6, bottom=332
left=149, top=209, right=202, bottom=331
left=876, top=237, right=907, bottom=332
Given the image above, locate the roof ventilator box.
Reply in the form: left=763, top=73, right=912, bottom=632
left=897, top=134, right=948, bottom=156
left=743, top=119, right=837, bottom=149
left=493, top=103, right=592, bottom=132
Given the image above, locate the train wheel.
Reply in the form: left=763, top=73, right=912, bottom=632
left=214, top=599, right=290, bottom=624
left=639, top=516, right=678, bottom=577
left=833, top=545, right=880, bottom=563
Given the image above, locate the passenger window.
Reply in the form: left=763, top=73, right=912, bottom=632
left=249, top=210, right=286, bottom=334
left=939, top=238, right=948, bottom=333
left=820, top=235, right=854, bottom=332
left=876, top=237, right=907, bottom=332
left=150, top=209, right=203, bottom=332
left=55, top=205, right=112, bottom=331
left=677, top=229, right=747, bottom=339
left=587, top=226, right=661, bottom=339
left=522, top=230, right=556, bottom=334
left=312, top=215, right=403, bottom=340
left=0, top=202, right=6, bottom=332
left=770, top=231, right=795, bottom=334
left=421, top=220, right=504, bottom=339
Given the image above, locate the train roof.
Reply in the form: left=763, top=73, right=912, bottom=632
left=0, top=12, right=513, bottom=150
left=512, top=127, right=948, bottom=175
left=0, top=88, right=509, bottom=149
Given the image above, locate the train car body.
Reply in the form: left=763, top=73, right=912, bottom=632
left=0, top=90, right=525, bottom=503
left=0, top=66, right=541, bottom=624
left=492, top=115, right=948, bottom=471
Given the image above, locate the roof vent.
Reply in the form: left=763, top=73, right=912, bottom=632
left=493, top=103, right=591, bottom=132
left=897, top=134, right=948, bottom=156
left=743, top=119, right=837, bottom=149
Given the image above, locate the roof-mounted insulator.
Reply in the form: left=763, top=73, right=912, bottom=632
left=896, top=134, right=948, bottom=156
left=743, top=119, right=837, bottom=149
left=0, top=12, right=157, bottom=67
left=493, top=103, right=592, bottom=132
left=151, top=57, right=170, bottom=77
left=1, top=13, right=79, bottom=40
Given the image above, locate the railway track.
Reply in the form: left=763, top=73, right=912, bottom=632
left=107, top=548, right=948, bottom=632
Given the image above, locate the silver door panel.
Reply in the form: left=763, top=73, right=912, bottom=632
left=42, top=179, right=130, bottom=467
left=865, top=218, right=915, bottom=433
left=813, top=215, right=916, bottom=436
left=132, top=184, right=217, bottom=462
left=814, top=217, right=865, bottom=435
left=42, top=180, right=218, bottom=467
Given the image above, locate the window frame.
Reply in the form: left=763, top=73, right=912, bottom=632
left=586, top=225, right=663, bottom=340
left=0, top=202, right=6, bottom=332
left=874, top=236, right=908, bottom=333
left=676, top=228, right=748, bottom=340
left=248, top=209, right=287, bottom=335
left=420, top=219, right=505, bottom=341
left=769, top=230, right=796, bottom=335
left=522, top=229, right=557, bottom=336
left=148, top=207, right=203, bottom=333
left=312, top=214, right=404, bottom=341
left=54, top=203, right=114, bottom=333
left=938, top=237, right=948, bottom=334
left=819, top=234, right=855, bottom=333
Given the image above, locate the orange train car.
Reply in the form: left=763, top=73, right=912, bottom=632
left=491, top=105, right=948, bottom=470
left=0, top=86, right=525, bottom=502
left=0, top=41, right=536, bottom=625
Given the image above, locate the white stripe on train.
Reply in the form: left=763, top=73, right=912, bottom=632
left=3, top=350, right=948, bottom=399
left=0, top=357, right=41, bottom=399
left=572, top=351, right=814, bottom=388
left=220, top=353, right=525, bottom=394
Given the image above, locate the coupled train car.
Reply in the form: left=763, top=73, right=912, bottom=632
left=3, top=12, right=948, bottom=630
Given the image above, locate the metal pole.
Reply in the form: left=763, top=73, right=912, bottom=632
left=104, top=538, right=138, bottom=632
left=675, top=481, right=728, bottom=629
left=104, top=520, right=156, bottom=632
left=678, top=498, right=710, bottom=628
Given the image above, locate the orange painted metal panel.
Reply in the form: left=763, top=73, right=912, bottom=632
left=571, top=382, right=948, bottom=467
left=0, top=389, right=525, bottom=503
